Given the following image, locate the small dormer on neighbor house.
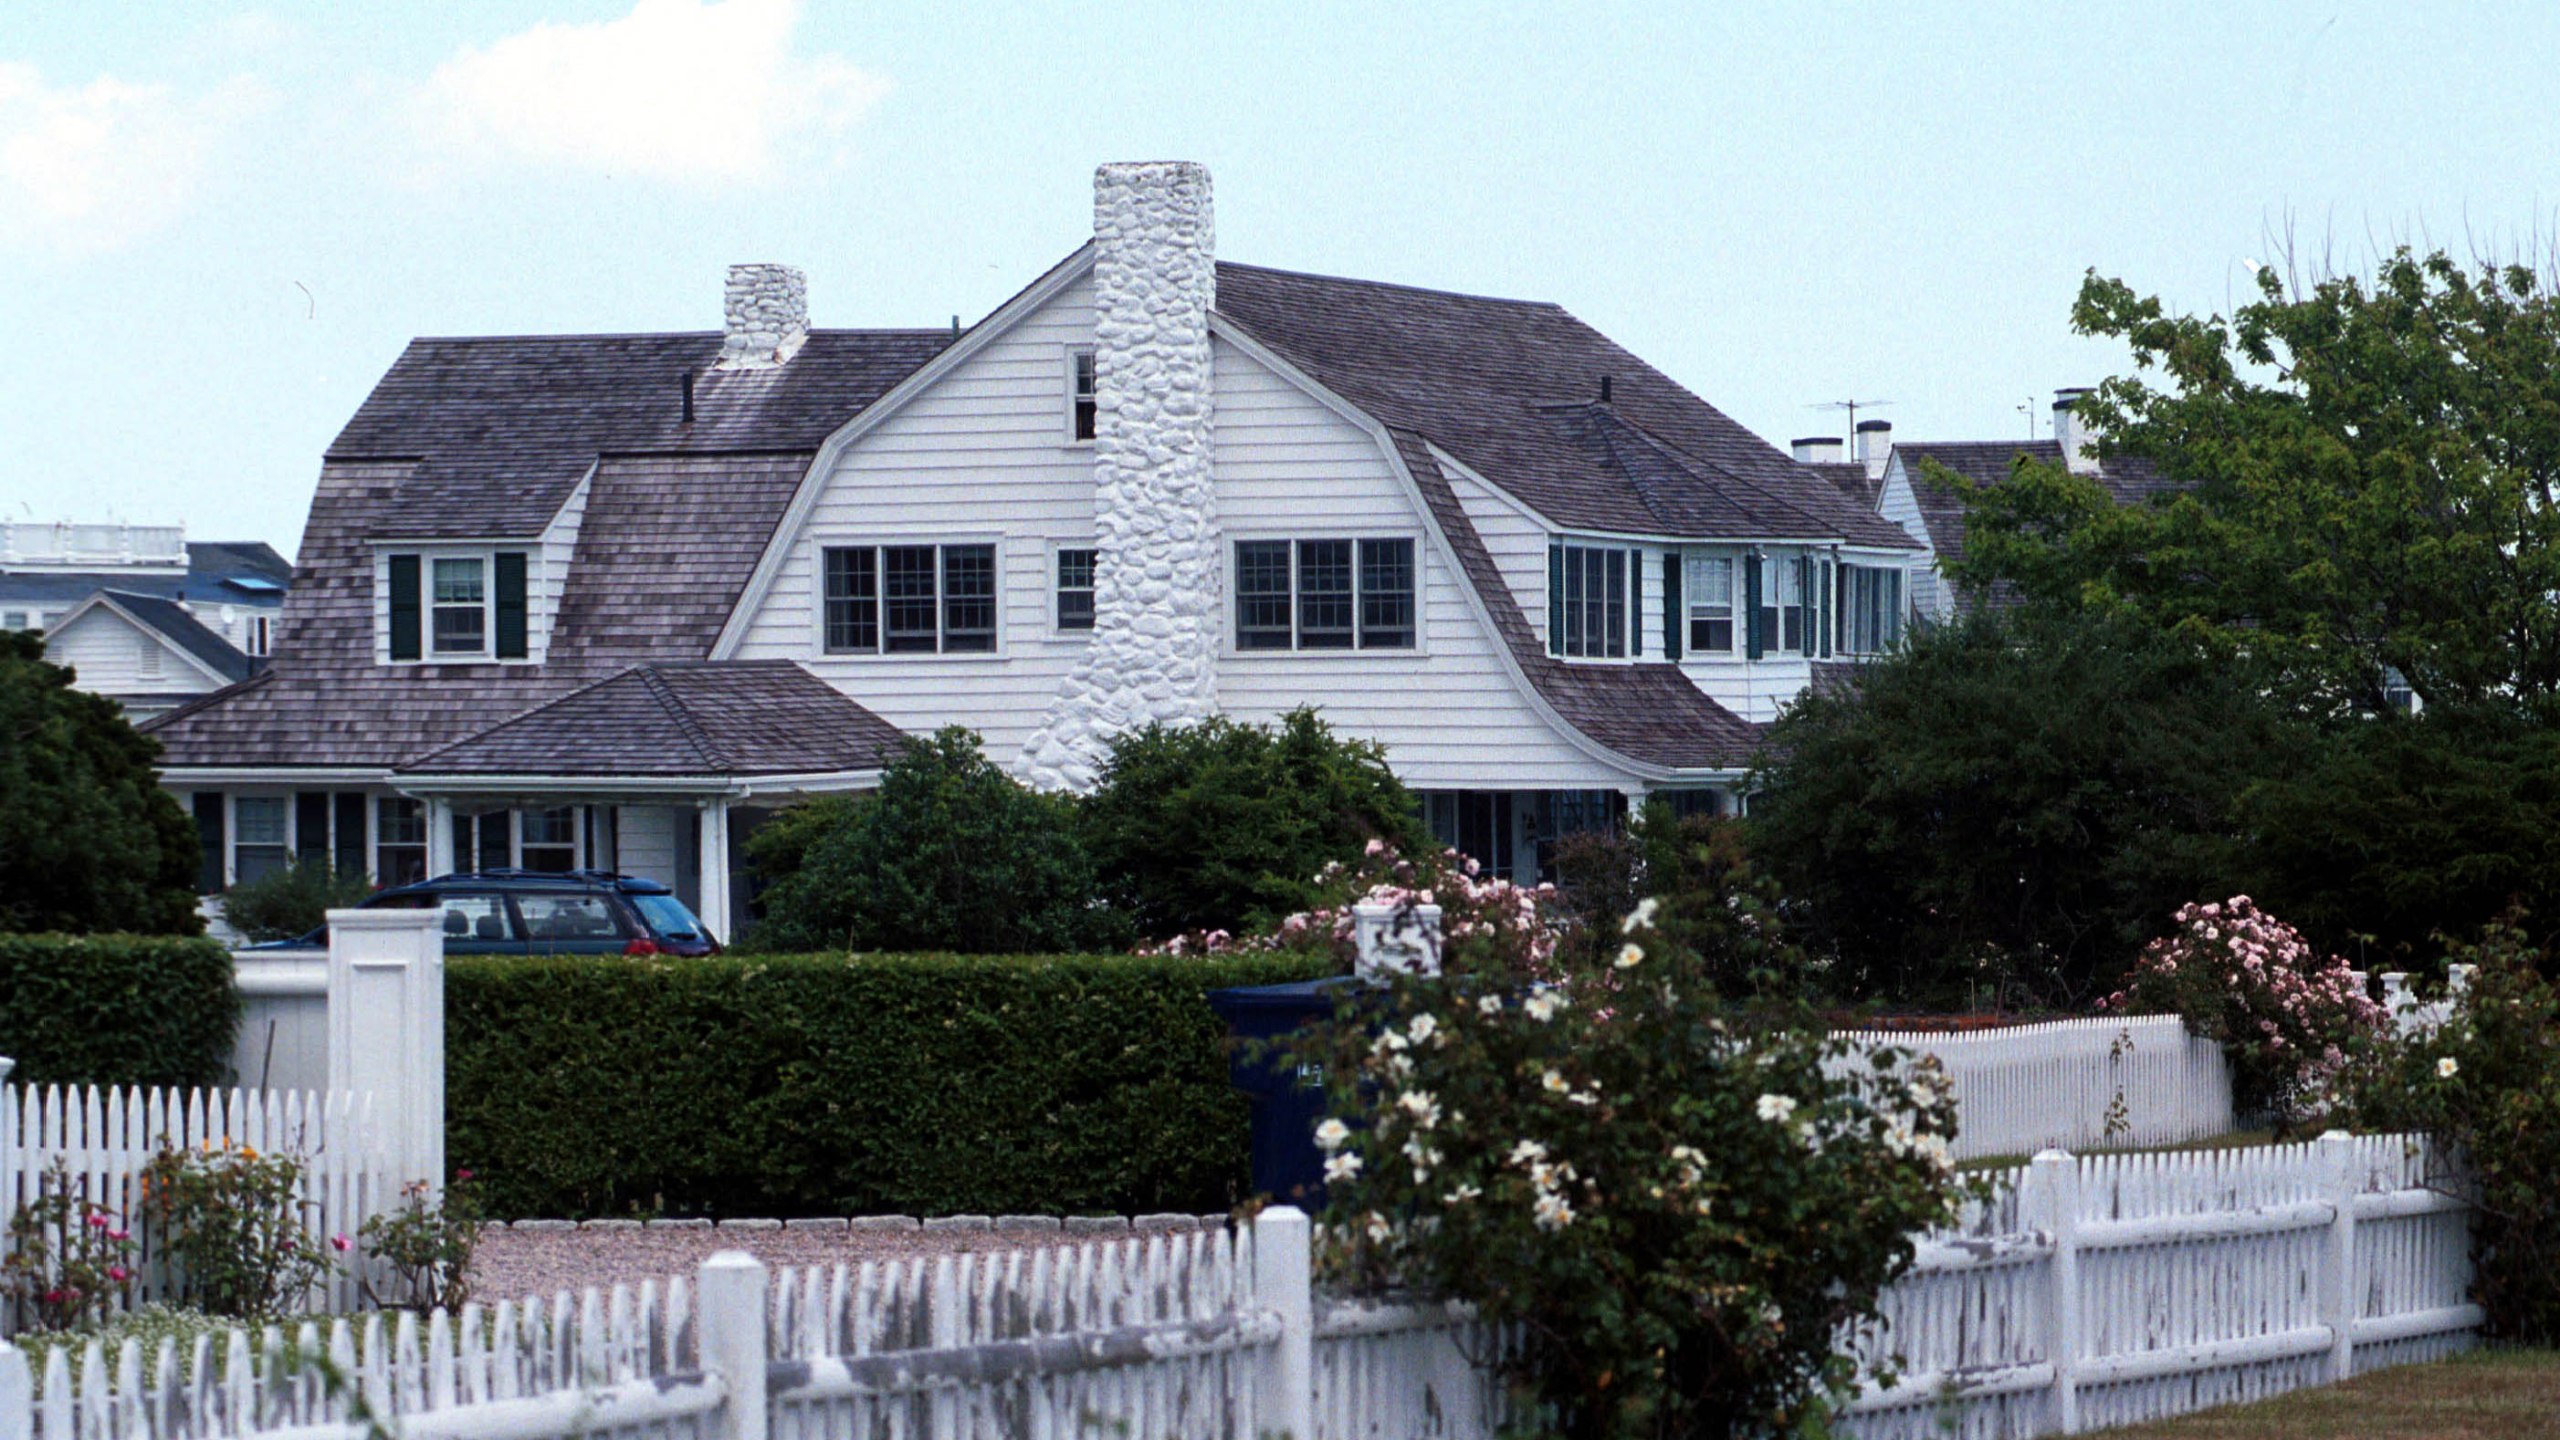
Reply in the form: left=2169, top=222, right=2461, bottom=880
left=146, top=162, right=1928, bottom=941
left=2, top=523, right=289, bottom=720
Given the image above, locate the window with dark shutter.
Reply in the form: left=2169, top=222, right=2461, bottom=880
left=1550, top=543, right=1630, bottom=658
left=1629, top=550, right=1644, bottom=657
left=295, top=792, right=330, bottom=870
left=193, top=793, right=225, bottom=895
left=494, top=552, right=528, bottom=659
left=1547, top=544, right=1564, bottom=656
left=388, top=555, right=421, bottom=661
left=1662, top=553, right=1682, bottom=662
left=334, top=793, right=367, bottom=877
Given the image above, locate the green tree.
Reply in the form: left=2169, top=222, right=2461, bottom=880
left=0, top=632, right=200, bottom=935
left=1954, top=248, right=2560, bottom=718
left=1746, top=609, right=2293, bottom=1007
left=740, top=727, right=1126, bottom=954
left=1081, top=708, right=1426, bottom=942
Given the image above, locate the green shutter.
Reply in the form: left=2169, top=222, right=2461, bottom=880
left=1662, top=553, right=1682, bottom=662
left=295, top=792, right=330, bottom=870
left=388, top=554, right=421, bottom=661
left=1547, top=544, right=1564, bottom=657
left=495, top=551, right=529, bottom=659
left=193, top=793, right=225, bottom=894
left=1629, top=550, right=1644, bottom=657
left=1743, top=550, right=1764, bottom=661
left=333, top=792, right=366, bottom=877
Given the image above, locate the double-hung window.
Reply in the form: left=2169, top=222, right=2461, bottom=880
left=1547, top=543, right=1632, bottom=658
left=1838, top=564, right=1905, bottom=654
left=246, top=614, right=273, bottom=658
left=1067, top=349, right=1098, bottom=442
left=376, top=798, right=428, bottom=888
left=822, top=543, right=999, bottom=654
left=1233, top=538, right=1417, bottom=651
left=1684, top=553, right=1736, bottom=653
left=1055, top=547, right=1097, bottom=631
left=520, top=807, right=579, bottom=872
left=233, top=797, right=288, bottom=887
left=385, top=549, right=530, bottom=662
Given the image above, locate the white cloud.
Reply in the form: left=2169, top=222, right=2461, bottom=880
left=415, top=0, right=888, bottom=185
left=0, top=63, right=272, bottom=257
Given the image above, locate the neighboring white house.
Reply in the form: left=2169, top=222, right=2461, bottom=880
left=3, top=523, right=287, bottom=719
left=145, top=162, right=1927, bottom=938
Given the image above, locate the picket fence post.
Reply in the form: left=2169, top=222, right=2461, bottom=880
left=2319, top=1131, right=2358, bottom=1381
left=1253, top=1205, right=1316, bottom=1440
left=698, top=1251, right=769, bottom=1440
left=2025, top=1149, right=2080, bottom=1434
left=0, top=1340, right=29, bottom=1440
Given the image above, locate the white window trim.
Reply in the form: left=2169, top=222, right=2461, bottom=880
left=1681, top=549, right=1741, bottom=659
left=1222, top=531, right=1429, bottom=658
left=225, top=792, right=293, bottom=889
left=807, top=536, right=1010, bottom=662
left=1062, top=345, right=1097, bottom=448
left=1046, top=539, right=1099, bottom=635
left=246, top=613, right=273, bottom=658
left=1548, top=538, right=1641, bottom=665
left=374, top=545, right=537, bottom=667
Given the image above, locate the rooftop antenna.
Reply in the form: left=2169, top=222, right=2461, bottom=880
left=2017, top=397, right=2039, bottom=438
left=1810, top=398, right=1891, bottom=436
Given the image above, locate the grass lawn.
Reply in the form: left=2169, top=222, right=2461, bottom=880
left=2085, top=1349, right=2560, bottom=1438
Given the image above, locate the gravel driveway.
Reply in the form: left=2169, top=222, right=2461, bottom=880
left=467, top=1218, right=1228, bottom=1302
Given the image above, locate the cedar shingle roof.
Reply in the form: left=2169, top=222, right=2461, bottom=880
left=1810, top=462, right=1880, bottom=511
left=400, top=662, right=905, bottom=776
left=1215, top=263, right=1918, bottom=550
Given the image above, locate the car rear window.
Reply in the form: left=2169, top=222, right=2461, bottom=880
left=518, top=893, right=629, bottom=942
left=431, top=894, right=516, bottom=942
left=629, top=893, right=704, bottom=941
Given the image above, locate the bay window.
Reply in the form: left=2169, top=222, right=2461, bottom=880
left=822, top=543, right=999, bottom=655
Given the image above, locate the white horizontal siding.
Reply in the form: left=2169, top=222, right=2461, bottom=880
left=731, top=274, right=1102, bottom=768
left=1213, top=341, right=1633, bottom=790
left=1444, top=468, right=1552, bottom=651
left=532, top=473, right=590, bottom=665
left=1878, top=460, right=1945, bottom=621
left=44, top=608, right=221, bottom=699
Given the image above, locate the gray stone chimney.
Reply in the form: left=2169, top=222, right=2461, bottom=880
left=717, top=263, right=808, bottom=369
left=1792, top=436, right=1846, bottom=465
left=1855, top=419, right=1893, bottom=479
left=1018, top=161, right=1220, bottom=792
left=2053, top=387, right=2098, bottom=474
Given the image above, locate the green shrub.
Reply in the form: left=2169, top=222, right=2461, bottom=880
left=741, top=728, right=1128, bottom=954
left=1082, top=708, right=1427, bottom=942
left=0, top=631, right=201, bottom=936
left=2348, top=914, right=2560, bottom=1342
left=0, top=933, right=239, bottom=1087
left=446, top=950, right=1331, bottom=1219
left=218, top=862, right=375, bottom=944
left=140, top=1139, right=331, bottom=1320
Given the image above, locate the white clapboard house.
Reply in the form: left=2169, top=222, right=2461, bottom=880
left=147, top=163, right=1925, bottom=938
left=4, top=524, right=288, bottom=722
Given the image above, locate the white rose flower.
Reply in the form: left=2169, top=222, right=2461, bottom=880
left=1314, top=1118, right=1351, bottom=1152
left=1524, top=989, right=1566, bottom=1022
left=2439, top=1056, right=2460, bottom=1079
left=1755, top=1094, right=1798, bottom=1124
left=1533, top=1192, right=1576, bottom=1231
left=1542, top=1068, right=1571, bottom=1094
left=1324, top=1152, right=1364, bottom=1183
left=1364, top=1212, right=1391, bottom=1244
left=1477, top=994, right=1505, bottom=1017
left=1398, top=1090, right=1442, bottom=1128
left=1408, top=1014, right=1439, bottom=1044
left=1620, top=898, right=1661, bottom=934
left=1508, top=1138, right=1549, bottom=1166
left=1445, top=1184, right=1481, bottom=1204
left=1616, top=942, right=1645, bottom=969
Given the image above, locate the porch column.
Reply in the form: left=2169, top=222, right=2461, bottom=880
left=423, top=798, right=455, bottom=880
left=696, top=799, right=733, bottom=942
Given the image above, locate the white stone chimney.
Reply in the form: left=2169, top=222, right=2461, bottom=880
left=1792, top=436, right=1846, bottom=465
left=2053, top=387, right=2098, bottom=474
left=1855, top=419, right=1893, bottom=478
left=1018, top=161, right=1220, bottom=791
left=717, top=263, right=808, bottom=369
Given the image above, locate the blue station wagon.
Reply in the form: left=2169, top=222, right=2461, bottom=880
left=274, top=870, right=721, bottom=956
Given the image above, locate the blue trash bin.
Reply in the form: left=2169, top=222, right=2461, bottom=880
left=1206, top=976, right=1363, bottom=1209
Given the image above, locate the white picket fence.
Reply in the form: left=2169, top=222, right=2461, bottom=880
left=0, top=1136, right=2476, bottom=1440
left=0, top=1084, right=400, bottom=1321
left=1832, top=1015, right=2234, bottom=1160
left=1841, top=1132, right=2475, bottom=1438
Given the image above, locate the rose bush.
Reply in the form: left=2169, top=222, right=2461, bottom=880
left=0, top=1159, right=138, bottom=1331
left=2346, top=913, right=2560, bottom=1342
left=1298, top=872, right=1972, bottom=1439
left=2105, top=896, right=2383, bottom=1127
left=140, top=1139, right=331, bottom=1319
left=1145, top=840, right=1561, bottom=980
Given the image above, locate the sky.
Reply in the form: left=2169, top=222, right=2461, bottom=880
left=4, top=1, right=2557, bottom=555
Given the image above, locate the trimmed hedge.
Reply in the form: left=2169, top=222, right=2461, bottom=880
left=447, top=951, right=1333, bottom=1220
left=0, top=934, right=240, bottom=1088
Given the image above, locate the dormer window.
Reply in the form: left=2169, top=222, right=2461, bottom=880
left=384, top=548, right=530, bottom=662
left=1067, top=349, right=1097, bottom=442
